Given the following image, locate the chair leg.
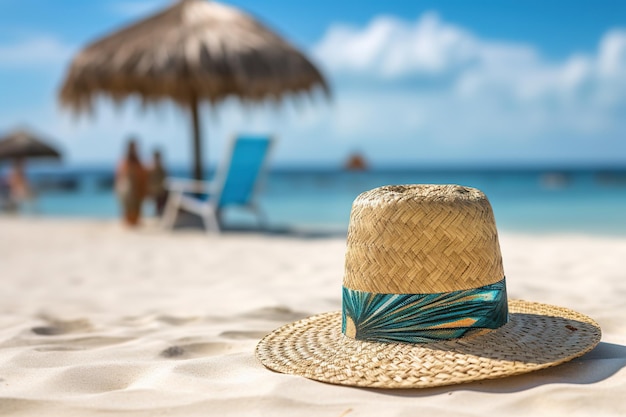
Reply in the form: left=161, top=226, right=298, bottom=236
left=248, top=204, right=268, bottom=230
left=253, top=205, right=268, bottom=230
left=161, top=192, right=182, bottom=229
left=201, top=207, right=221, bottom=234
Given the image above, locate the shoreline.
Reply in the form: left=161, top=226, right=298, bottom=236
left=4, top=213, right=626, bottom=239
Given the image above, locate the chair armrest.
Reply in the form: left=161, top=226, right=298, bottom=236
left=165, top=177, right=217, bottom=194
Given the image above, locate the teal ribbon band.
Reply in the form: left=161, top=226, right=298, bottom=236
left=342, top=277, right=508, bottom=344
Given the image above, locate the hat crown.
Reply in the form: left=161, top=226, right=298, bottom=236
left=343, top=184, right=504, bottom=294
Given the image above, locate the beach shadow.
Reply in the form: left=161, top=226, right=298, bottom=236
left=169, top=211, right=346, bottom=239
left=370, top=342, right=626, bottom=397
left=227, top=225, right=347, bottom=239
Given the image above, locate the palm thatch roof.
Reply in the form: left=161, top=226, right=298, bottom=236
left=0, top=129, right=62, bottom=161
left=59, top=0, right=329, bottom=112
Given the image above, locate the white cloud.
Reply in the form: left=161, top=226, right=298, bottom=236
left=598, top=30, right=626, bottom=76
left=311, top=13, right=626, bottom=162
left=313, top=13, right=626, bottom=99
left=0, top=35, right=75, bottom=67
left=314, top=13, right=479, bottom=78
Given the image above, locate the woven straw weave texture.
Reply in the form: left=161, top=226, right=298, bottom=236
left=344, top=185, right=504, bottom=294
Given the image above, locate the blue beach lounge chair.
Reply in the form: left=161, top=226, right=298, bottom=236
left=162, top=136, right=274, bottom=233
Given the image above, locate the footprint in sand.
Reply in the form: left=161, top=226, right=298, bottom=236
left=160, top=342, right=234, bottom=359
left=32, top=336, right=133, bottom=351
left=219, top=330, right=268, bottom=340
left=242, top=306, right=310, bottom=321
left=25, top=315, right=134, bottom=352
left=31, top=317, right=93, bottom=336
left=52, top=363, right=145, bottom=393
left=156, top=315, right=202, bottom=326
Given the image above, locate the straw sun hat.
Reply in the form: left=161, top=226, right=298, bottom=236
left=256, top=184, right=601, bottom=388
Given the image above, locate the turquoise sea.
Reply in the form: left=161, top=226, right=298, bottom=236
left=14, top=167, right=626, bottom=235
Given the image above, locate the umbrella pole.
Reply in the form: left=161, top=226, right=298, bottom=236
left=190, top=97, right=203, bottom=181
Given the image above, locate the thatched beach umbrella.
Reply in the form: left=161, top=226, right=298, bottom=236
left=0, top=129, right=62, bottom=161
left=59, top=0, right=329, bottom=180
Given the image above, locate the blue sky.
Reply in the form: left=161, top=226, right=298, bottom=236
left=1, top=0, right=625, bottom=169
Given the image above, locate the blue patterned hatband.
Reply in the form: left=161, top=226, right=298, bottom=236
left=342, top=278, right=508, bottom=344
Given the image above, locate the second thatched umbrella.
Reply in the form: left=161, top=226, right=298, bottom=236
left=59, top=0, right=329, bottom=180
left=0, top=129, right=62, bottom=161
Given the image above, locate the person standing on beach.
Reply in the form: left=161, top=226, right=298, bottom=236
left=115, top=139, right=148, bottom=226
left=7, top=159, right=32, bottom=209
left=148, top=149, right=168, bottom=217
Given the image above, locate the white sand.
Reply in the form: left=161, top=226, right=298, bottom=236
left=1, top=217, right=625, bottom=416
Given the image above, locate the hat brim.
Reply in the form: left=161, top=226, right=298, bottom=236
left=255, top=300, right=601, bottom=389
